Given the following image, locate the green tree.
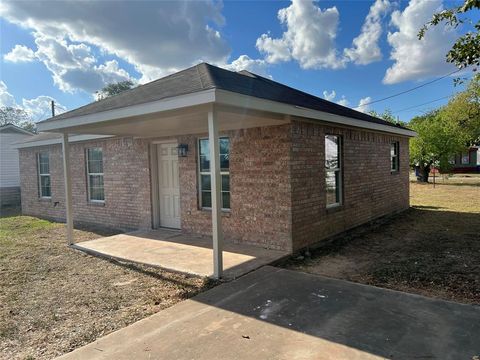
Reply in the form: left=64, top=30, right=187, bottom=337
left=96, top=80, right=135, bottom=100
left=441, top=74, right=480, bottom=145
left=419, top=0, right=480, bottom=72
left=0, top=107, right=36, bottom=132
left=369, top=109, right=407, bottom=126
left=409, top=76, right=480, bottom=182
left=410, top=112, right=460, bottom=182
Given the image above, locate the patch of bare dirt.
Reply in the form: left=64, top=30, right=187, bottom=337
left=284, top=183, right=480, bottom=305
left=0, top=216, right=216, bottom=360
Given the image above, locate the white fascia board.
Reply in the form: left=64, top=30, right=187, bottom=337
left=15, top=134, right=114, bottom=149
left=215, top=89, right=417, bottom=137
left=37, top=89, right=216, bottom=132
left=0, top=124, right=35, bottom=136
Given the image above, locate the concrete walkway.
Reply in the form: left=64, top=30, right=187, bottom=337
left=72, top=229, right=287, bottom=279
left=58, top=266, right=480, bottom=360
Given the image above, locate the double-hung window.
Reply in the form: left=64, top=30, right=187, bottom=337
left=198, top=137, right=230, bottom=210
left=86, top=148, right=104, bottom=202
left=391, top=142, right=399, bottom=172
left=37, top=152, right=51, bottom=198
left=325, top=135, right=342, bottom=208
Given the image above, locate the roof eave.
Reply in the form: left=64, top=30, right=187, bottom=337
left=215, top=89, right=417, bottom=137
left=37, top=88, right=217, bottom=132
left=36, top=87, right=416, bottom=137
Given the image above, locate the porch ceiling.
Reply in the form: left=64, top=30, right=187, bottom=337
left=40, top=103, right=289, bottom=138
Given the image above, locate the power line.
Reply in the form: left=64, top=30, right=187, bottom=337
left=354, top=69, right=461, bottom=109
left=392, top=94, right=454, bottom=114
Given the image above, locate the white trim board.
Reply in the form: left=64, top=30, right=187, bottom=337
left=215, top=90, right=417, bottom=137
left=36, top=88, right=416, bottom=137
left=15, top=134, right=114, bottom=149
left=37, top=89, right=216, bottom=132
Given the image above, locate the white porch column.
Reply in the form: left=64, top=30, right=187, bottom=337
left=61, top=133, right=74, bottom=245
left=208, top=107, right=223, bottom=278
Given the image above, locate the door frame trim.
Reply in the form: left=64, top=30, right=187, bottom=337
left=149, top=140, right=179, bottom=229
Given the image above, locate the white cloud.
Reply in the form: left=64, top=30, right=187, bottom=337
left=0, top=0, right=230, bottom=89
left=344, top=0, right=391, bottom=65
left=322, top=89, right=350, bottom=107
left=323, top=90, right=336, bottom=102
left=256, top=0, right=345, bottom=69
left=383, top=0, right=457, bottom=84
left=3, top=44, right=36, bottom=63
left=32, top=34, right=132, bottom=93
left=0, top=81, right=64, bottom=121
left=356, top=96, right=372, bottom=112
left=337, top=96, right=350, bottom=107
left=224, top=55, right=270, bottom=77
left=0, top=81, right=17, bottom=107
left=22, top=96, right=66, bottom=121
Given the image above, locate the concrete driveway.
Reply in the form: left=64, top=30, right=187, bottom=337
left=58, top=266, right=480, bottom=360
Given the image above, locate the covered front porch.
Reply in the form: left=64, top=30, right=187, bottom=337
left=71, top=228, right=288, bottom=280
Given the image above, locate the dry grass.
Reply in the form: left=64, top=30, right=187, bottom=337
left=0, top=216, right=215, bottom=360
left=285, top=177, right=480, bottom=305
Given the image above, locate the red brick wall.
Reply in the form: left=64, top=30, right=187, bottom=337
left=290, top=120, right=410, bottom=251
left=19, top=121, right=410, bottom=252
left=19, top=125, right=293, bottom=250
left=19, top=137, right=152, bottom=231
left=177, top=125, right=292, bottom=251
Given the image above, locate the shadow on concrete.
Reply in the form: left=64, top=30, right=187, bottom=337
left=191, top=266, right=480, bottom=359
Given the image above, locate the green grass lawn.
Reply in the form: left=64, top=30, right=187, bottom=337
left=0, top=216, right=213, bottom=360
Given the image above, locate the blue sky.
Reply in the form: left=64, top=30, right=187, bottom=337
left=0, top=0, right=477, bottom=123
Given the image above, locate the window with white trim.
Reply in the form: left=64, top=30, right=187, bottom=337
left=37, top=152, right=51, bottom=198
left=325, top=135, right=342, bottom=208
left=198, top=137, right=230, bottom=209
left=86, top=148, right=104, bottom=202
left=461, top=152, right=470, bottom=164
left=391, top=142, right=399, bottom=172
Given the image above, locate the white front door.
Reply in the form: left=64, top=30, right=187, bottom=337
left=157, top=143, right=181, bottom=229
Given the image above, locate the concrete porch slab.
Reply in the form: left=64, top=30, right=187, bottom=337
left=72, top=229, right=288, bottom=280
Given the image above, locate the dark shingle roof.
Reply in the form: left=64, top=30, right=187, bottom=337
left=41, top=63, right=408, bottom=130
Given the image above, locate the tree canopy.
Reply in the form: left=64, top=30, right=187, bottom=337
left=419, top=0, right=480, bottom=72
left=368, top=109, right=407, bottom=127
left=0, top=107, right=36, bottom=132
left=96, top=80, right=135, bottom=100
left=409, top=75, right=480, bottom=181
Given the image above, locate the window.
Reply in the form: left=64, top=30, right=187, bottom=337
left=86, top=148, right=104, bottom=202
left=461, top=152, right=470, bottom=165
left=325, top=135, right=342, bottom=208
left=37, top=152, right=51, bottom=198
left=390, top=142, right=399, bottom=172
left=198, top=137, right=230, bottom=209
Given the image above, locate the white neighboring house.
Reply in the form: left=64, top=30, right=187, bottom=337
left=0, top=124, right=34, bottom=207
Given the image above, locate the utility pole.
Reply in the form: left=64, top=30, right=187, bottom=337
left=51, top=100, right=55, bottom=117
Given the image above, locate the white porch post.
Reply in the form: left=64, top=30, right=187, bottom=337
left=208, top=107, right=223, bottom=278
left=62, top=133, right=74, bottom=245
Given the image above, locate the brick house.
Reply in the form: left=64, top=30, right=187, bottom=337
left=17, top=63, right=415, bottom=277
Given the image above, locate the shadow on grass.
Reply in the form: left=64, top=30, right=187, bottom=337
left=70, top=244, right=220, bottom=290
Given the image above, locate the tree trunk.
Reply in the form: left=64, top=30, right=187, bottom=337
left=416, top=164, right=431, bottom=183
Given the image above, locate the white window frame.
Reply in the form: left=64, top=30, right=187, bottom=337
left=391, top=142, right=400, bottom=172
left=37, top=152, right=51, bottom=199
left=325, top=135, right=342, bottom=209
left=198, top=137, right=230, bottom=211
left=86, top=147, right=105, bottom=203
